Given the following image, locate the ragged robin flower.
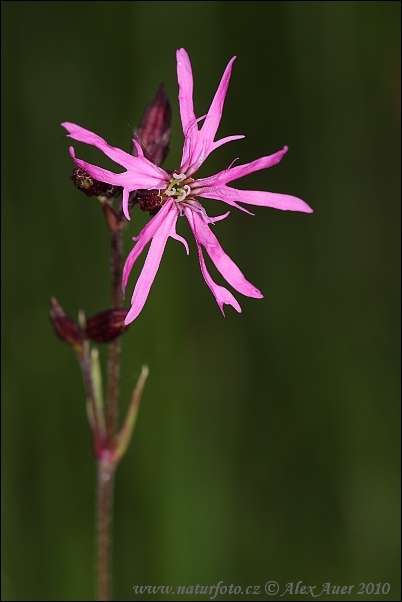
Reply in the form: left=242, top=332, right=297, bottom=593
left=62, top=48, right=312, bottom=325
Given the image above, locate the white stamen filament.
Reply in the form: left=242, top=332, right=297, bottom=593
left=172, top=172, right=186, bottom=182
left=175, top=185, right=190, bottom=202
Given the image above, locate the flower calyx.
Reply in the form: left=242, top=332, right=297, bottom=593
left=70, top=168, right=122, bottom=199
left=49, top=297, right=84, bottom=355
left=50, top=298, right=130, bottom=350
left=85, top=308, right=129, bottom=343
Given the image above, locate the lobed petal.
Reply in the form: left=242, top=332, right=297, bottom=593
left=63, top=122, right=138, bottom=171
left=177, top=50, right=238, bottom=175
left=176, top=48, right=196, bottom=139
left=192, top=184, right=255, bottom=215
left=124, top=201, right=180, bottom=324
left=211, top=134, right=245, bottom=152
left=199, top=186, right=313, bottom=213
left=69, top=146, right=162, bottom=190
left=69, top=147, right=128, bottom=188
left=184, top=209, right=240, bottom=314
left=123, top=200, right=189, bottom=324
left=195, top=244, right=242, bottom=315
left=122, top=199, right=175, bottom=294
left=195, top=56, right=236, bottom=155
left=195, top=148, right=289, bottom=187
left=185, top=208, right=263, bottom=302
left=63, top=122, right=169, bottom=184
left=65, top=127, right=169, bottom=220
left=194, top=147, right=313, bottom=213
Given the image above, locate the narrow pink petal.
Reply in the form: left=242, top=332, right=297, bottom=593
left=194, top=146, right=313, bottom=213
left=176, top=48, right=196, bottom=137
left=124, top=202, right=180, bottom=324
left=197, top=56, right=236, bottom=151
left=63, top=122, right=137, bottom=171
left=68, top=142, right=168, bottom=220
left=69, top=145, right=163, bottom=190
left=209, top=211, right=231, bottom=224
left=195, top=148, right=288, bottom=188
left=69, top=147, right=127, bottom=187
left=186, top=208, right=263, bottom=300
left=63, top=122, right=168, bottom=181
left=196, top=243, right=242, bottom=315
left=199, top=186, right=313, bottom=213
left=192, top=186, right=255, bottom=215
left=122, top=188, right=131, bottom=221
left=70, top=148, right=168, bottom=220
left=179, top=56, right=237, bottom=175
left=122, top=200, right=175, bottom=294
left=184, top=205, right=241, bottom=313
left=131, top=139, right=144, bottom=157
left=170, top=231, right=190, bottom=254
left=211, top=134, right=245, bottom=151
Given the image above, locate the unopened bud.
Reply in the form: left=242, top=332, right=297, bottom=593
left=85, top=308, right=129, bottom=343
left=70, top=168, right=121, bottom=199
left=131, top=83, right=172, bottom=167
left=136, top=189, right=164, bottom=213
left=49, top=297, right=83, bottom=353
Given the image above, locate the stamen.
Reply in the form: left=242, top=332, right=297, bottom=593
left=176, top=188, right=187, bottom=202
left=172, top=172, right=186, bottom=182
left=176, top=184, right=190, bottom=202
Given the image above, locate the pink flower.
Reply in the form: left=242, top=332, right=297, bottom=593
left=62, top=49, right=312, bottom=325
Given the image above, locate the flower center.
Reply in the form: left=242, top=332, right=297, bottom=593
left=136, top=172, right=196, bottom=215
left=165, top=172, right=192, bottom=203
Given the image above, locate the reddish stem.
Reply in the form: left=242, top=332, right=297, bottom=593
left=96, top=459, right=116, bottom=601
left=105, top=228, right=123, bottom=447
left=96, top=217, right=124, bottom=601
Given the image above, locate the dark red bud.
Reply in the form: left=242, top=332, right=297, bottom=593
left=85, top=308, right=129, bottom=343
left=49, top=297, right=83, bottom=352
left=136, top=189, right=164, bottom=213
left=131, top=83, right=172, bottom=167
left=70, top=168, right=122, bottom=199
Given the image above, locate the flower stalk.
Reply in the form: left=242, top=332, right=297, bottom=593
left=90, top=84, right=170, bottom=599
left=96, top=211, right=123, bottom=601
left=96, top=458, right=116, bottom=602
left=105, top=214, right=124, bottom=448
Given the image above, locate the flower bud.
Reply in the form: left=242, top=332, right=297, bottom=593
left=131, top=83, right=172, bottom=167
left=136, top=189, right=164, bottom=214
left=49, top=297, right=83, bottom=353
left=70, top=168, right=122, bottom=199
left=85, top=308, right=129, bottom=343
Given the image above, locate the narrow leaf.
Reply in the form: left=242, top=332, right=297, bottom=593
left=112, top=366, right=149, bottom=462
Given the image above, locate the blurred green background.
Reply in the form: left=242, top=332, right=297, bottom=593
left=1, top=2, right=400, bottom=600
